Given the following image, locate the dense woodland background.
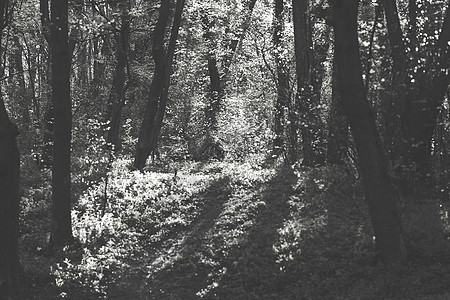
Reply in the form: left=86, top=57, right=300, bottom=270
left=1, top=0, right=450, bottom=299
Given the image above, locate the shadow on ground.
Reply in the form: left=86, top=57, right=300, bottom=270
left=131, top=176, right=233, bottom=299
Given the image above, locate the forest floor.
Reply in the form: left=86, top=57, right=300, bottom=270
left=15, top=158, right=450, bottom=299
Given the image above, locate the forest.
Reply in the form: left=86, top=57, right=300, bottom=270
left=1, top=0, right=450, bottom=298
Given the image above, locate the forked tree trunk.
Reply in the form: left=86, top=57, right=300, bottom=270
left=381, top=0, right=450, bottom=250
left=148, top=0, right=186, bottom=152
left=134, top=0, right=171, bottom=169
left=49, top=0, right=73, bottom=247
left=331, top=0, right=405, bottom=264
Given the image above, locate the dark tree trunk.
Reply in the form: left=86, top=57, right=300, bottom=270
left=292, top=0, right=316, bottom=165
left=92, top=35, right=109, bottom=99
left=0, top=96, right=21, bottom=297
left=205, top=54, right=222, bottom=132
left=222, top=0, right=257, bottom=78
left=327, top=56, right=348, bottom=165
left=11, top=35, right=30, bottom=127
left=49, top=0, right=73, bottom=247
left=22, top=36, right=40, bottom=122
left=331, top=0, right=406, bottom=264
left=148, top=0, right=186, bottom=152
left=134, top=0, right=171, bottom=169
left=106, top=3, right=130, bottom=151
left=0, top=1, right=22, bottom=294
left=381, top=1, right=450, bottom=250
left=272, top=0, right=290, bottom=157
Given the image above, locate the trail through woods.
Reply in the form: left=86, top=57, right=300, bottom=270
left=18, top=160, right=450, bottom=299
left=108, top=165, right=297, bottom=299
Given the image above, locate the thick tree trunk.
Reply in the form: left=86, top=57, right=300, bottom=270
left=49, top=0, right=73, bottom=247
left=0, top=0, right=22, bottom=289
left=0, top=96, right=21, bottom=297
left=331, top=0, right=405, bottom=264
left=106, top=3, right=130, bottom=151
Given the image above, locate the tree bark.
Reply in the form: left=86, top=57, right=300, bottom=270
left=106, top=2, right=130, bottom=152
left=292, top=0, right=318, bottom=165
left=327, top=54, right=348, bottom=165
left=331, top=0, right=405, bottom=264
left=49, top=0, right=73, bottom=247
left=148, top=0, right=186, bottom=153
left=272, top=0, right=289, bottom=157
left=134, top=0, right=171, bottom=169
left=0, top=1, right=22, bottom=293
left=0, top=96, right=21, bottom=297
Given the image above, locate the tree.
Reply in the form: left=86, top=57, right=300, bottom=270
left=380, top=0, right=450, bottom=250
left=105, top=1, right=131, bottom=152
left=330, top=0, right=405, bottom=264
left=292, top=0, right=326, bottom=165
left=45, top=0, right=73, bottom=247
left=381, top=0, right=450, bottom=186
left=326, top=54, right=348, bottom=165
left=134, top=0, right=185, bottom=170
left=0, top=0, right=22, bottom=295
left=272, top=0, right=290, bottom=157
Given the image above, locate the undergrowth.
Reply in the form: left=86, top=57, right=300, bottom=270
left=17, top=159, right=450, bottom=299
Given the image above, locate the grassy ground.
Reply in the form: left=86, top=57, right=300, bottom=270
left=15, top=159, right=450, bottom=299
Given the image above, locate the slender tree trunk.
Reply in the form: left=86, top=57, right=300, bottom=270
left=106, top=3, right=130, bottom=151
left=134, top=0, right=171, bottom=169
left=205, top=54, right=222, bottom=132
left=292, top=0, right=315, bottom=165
left=12, top=35, right=30, bottom=127
left=331, top=0, right=405, bottom=264
left=49, top=0, right=73, bottom=247
left=327, top=54, right=348, bottom=165
left=222, top=0, right=257, bottom=78
left=148, top=0, right=186, bottom=152
left=272, top=0, right=289, bottom=157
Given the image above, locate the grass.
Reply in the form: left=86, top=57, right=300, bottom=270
left=15, top=159, right=450, bottom=299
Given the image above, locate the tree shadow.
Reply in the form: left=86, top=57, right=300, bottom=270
left=212, top=166, right=297, bottom=299
left=129, top=175, right=233, bottom=299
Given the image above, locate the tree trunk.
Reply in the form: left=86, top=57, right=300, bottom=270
left=148, top=0, right=186, bottom=153
left=0, top=1, right=22, bottom=294
left=222, top=0, right=257, bottom=78
left=106, top=2, right=130, bottom=152
left=134, top=0, right=171, bottom=170
left=49, top=0, right=73, bottom=247
left=381, top=0, right=450, bottom=251
left=331, top=0, right=406, bottom=264
left=272, top=0, right=290, bottom=157
left=292, top=0, right=315, bottom=165
left=0, top=95, right=21, bottom=297
left=327, top=55, right=348, bottom=165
